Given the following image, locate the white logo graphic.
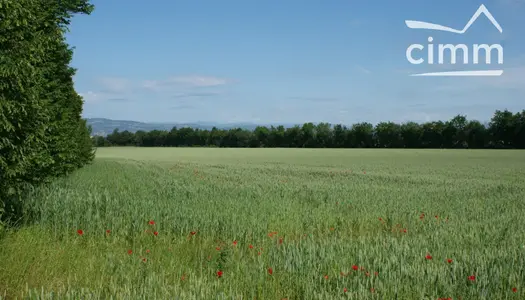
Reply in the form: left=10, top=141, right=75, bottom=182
left=405, top=4, right=504, bottom=77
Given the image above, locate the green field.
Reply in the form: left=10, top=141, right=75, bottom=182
left=1, top=148, right=525, bottom=299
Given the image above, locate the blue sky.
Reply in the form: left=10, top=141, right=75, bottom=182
left=69, top=0, right=525, bottom=124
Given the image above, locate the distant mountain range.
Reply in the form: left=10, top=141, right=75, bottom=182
left=86, top=118, right=290, bottom=136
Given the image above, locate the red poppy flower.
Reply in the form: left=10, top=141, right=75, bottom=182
left=216, top=247, right=221, bottom=251
left=181, top=274, right=186, bottom=281
left=127, top=249, right=133, bottom=255
left=340, top=272, right=346, bottom=277
left=233, top=240, right=238, bottom=246
left=420, top=213, right=425, bottom=220
left=149, top=220, right=155, bottom=225
left=77, top=229, right=83, bottom=236
left=352, top=265, right=358, bottom=271
left=268, top=268, right=273, bottom=275
left=425, top=253, right=432, bottom=260
left=279, top=237, right=283, bottom=244
left=146, top=249, right=150, bottom=254
left=330, top=227, right=335, bottom=231
left=141, top=257, right=147, bottom=262
left=468, top=275, right=476, bottom=282
left=153, top=231, right=158, bottom=236
left=324, top=275, right=329, bottom=280
left=378, top=217, right=383, bottom=222
left=257, top=251, right=261, bottom=256
left=249, top=244, right=254, bottom=249
left=190, top=231, right=196, bottom=236
left=365, top=272, right=370, bottom=277
left=370, top=288, right=375, bottom=293
left=216, top=270, right=223, bottom=278
left=360, top=266, right=365, bottom=271
left=344, top=288, right=348, bottom=293
left=374, top=271, right=379, bottom=276
left=435, top=215, right=439, bottom=219
left=446, top=258, right=453, bottom=264
left=106, top=229, right=111, bottom=235
left=512, top=287, right=517, bottom=293
left=403, top=228, right=407, bottom=233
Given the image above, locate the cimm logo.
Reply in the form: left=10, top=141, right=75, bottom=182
left=405, top=4, right=504, bottom=77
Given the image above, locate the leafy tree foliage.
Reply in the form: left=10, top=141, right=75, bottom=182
left=1, top=0, right=95, bottom=224
left=96, top=110, right=525, bottom=149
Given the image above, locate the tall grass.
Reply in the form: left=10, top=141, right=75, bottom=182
left=1, top=148, right=524, bottom=299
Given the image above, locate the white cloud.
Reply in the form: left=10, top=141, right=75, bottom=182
left=142, top=75, right=230, bottom=91
left=97, top=77, right=131, bottom=94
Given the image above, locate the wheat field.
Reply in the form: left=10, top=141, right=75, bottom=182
left=1, top=148, right=524, bottom=299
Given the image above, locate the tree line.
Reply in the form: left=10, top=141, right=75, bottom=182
left=1, top=0, right=95, bottom=225
left=94, top=109, right=525, bottom=149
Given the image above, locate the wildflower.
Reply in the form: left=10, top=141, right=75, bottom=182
left=365, top=272, right=370, bottom=277
left=216, top=270, right=223, bottom=278
left=344, top=288, right=348, bottom=293
left=279, top=237, right=283, bottom=244
left=77, top=229, right=84, bottom=236
left=340, top=271, right=346, bottom=277
left=512, top=287, right=517, bottom=293
left=106, top=229, right=111, bottom=235
left=127, top=249, right=133, bottom=255
left=258, top=251, right=261, bottom=256
left=149, top=220, right=155, bottom=225
left=190, top=231, right=196, bottom=236
left=268, top=268, right=273, bottom=275
left=425, top=253, right=433, bottom=260
left=216, top=247, right=221, bottom=251
left=324, top=275, right=329, bottom=280
left=141, top=257, right=147, bottom=262
left=181, top=274, right=186, bottom=281
left=146, top=249, right=150, bottom=254
left=233, top=240, right=238, bottom=246
left=403, top=228, right=407, bottom=233
left=153, top=231, right=158, bottom=236
left=435, top=215, right=439, bottom=219
left=330, top=227, right=335, bottom=231
left=374, top=271, right=379, bottom=276
left=420, top=213, right=425, bottom=220
left=352, top=265, right=358, bottom=271
left=370, top=288, right=375, bottom=293
left=446, top=258, right=453, bottom=264
left=378, top=217, right=383, bottom=222
left=249, top=244, right=254, bottom=249
left=468, top=275, right=476, bottom=282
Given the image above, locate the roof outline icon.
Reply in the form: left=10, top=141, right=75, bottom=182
left=405, top=4, right=502, bottom=34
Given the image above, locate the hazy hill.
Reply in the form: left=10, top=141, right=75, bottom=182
left=87, top=118, right=269, bottom=136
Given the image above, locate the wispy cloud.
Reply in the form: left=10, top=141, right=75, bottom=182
left=288, top=96, right=339, bottom=102
left=107, top=97, right=130, bottom=102
left=143, top=75, right=231, bottom=91
left=172, top=91, right=221, bottom=99
left=356, top=66, right=372, bottom=74
left=97, top=77, right=132, bottom=94
left=170, top=104, right=196, bottom=110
